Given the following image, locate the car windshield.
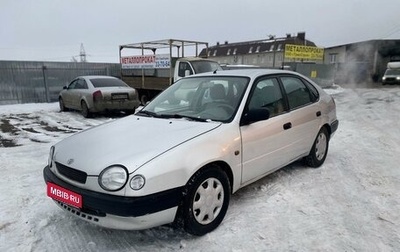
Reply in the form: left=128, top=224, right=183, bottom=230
left=90, top=78, right=128, bottom=88
left=385, top=69, right=400, bottom=75
left=191, top=61, right=222, bottom=74
left=139, top=76, right=249, bottom=122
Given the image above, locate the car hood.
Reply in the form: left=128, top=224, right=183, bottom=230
left=54, top=115, right=221, bottom=175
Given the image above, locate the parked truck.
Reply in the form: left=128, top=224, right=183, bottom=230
left=119, top=39, right=222, bottom=104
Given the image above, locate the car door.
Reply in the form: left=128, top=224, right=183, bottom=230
left=279, top=75, right=321, bottom=158
left=240, top=77, right=295, bottom=184
left=70, top=78, right=88, bottom=109
left=62, top=80, right=78, bottom=109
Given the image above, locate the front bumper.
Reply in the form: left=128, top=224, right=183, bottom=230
left=43, top=165, right=183, bottom=230
left=382, top=77, right=400, bottom=85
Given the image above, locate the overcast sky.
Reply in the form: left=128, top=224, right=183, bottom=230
left=1, top=0, right=400, bottom=63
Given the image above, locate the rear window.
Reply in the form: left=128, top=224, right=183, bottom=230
left=90, top=78, right=128, bottom=88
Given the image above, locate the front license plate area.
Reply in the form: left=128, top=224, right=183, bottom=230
left=47, top=182, right=82, bottom=209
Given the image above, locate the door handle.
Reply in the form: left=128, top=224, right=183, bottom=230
left=316, top=111, right=321, bottom=117
left=283, top=122, right=292, bottom=130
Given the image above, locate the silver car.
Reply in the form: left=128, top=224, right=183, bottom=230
left=59, top=76, right=140, bottom=117
left=44, top=69, right=338, bottom=235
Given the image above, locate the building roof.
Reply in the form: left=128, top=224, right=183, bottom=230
left=324, top=39, right=400, bottom=57
left=199, top=32, right=317, bottom=57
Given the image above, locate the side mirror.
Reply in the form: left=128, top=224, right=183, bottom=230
left=184, top=69, right=191, bottom=77
left=241, top=108, right=270, bottom=125
left=63, top=86, right=67, bottom=90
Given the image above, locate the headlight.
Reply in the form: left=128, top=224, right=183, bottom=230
left=130, top=175, right=145, bottom=190
left=397, top=77, right=400, bottom=80
left=48, top=146, right=55, bottom=168
left=382, top=77, right=386, bottom=80
left=98, top=165, right=128, bottom=191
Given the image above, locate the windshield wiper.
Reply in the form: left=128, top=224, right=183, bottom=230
left=159, top=113, right=209, bottom=122
left=136, top=110, right=159, bottom=117
left=138, top=111, right=209, bottom=122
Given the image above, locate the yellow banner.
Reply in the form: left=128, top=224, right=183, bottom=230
left=284, top=44, right=324, bottom=60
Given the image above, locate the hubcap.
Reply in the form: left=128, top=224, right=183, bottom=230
left=192, top=177, right=224, bottom=225
left=315, top=132, right=327, bottom=161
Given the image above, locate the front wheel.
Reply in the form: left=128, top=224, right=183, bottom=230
left=59, top=97, right=67, bottom=111
left=181, top=165, right=231, bottom=236
left=305, top=127, right=329, bottom=168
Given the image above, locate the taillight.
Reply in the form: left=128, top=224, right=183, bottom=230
left=93, top=90, right=103, bottom=102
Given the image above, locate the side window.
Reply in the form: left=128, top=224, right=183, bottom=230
left=78, top=79, right=88, bottom=89
left=178, top=62, right=193, bottom=77
left=304, top=80, right=319, bottom=102
left=68, top=80, right=78, bottom=89
left=281, top=77, right=313, bottom=110
left=248, top=78, right=285, bottom=117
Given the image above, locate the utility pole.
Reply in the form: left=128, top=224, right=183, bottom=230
left=80, top=43, right=87, bottom=62
left=42, top=66, right=50, bottom=103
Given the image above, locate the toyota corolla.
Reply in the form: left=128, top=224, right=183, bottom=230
left=43, top=69, right=338, bottom=236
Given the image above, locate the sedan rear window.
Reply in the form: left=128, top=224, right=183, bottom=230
left=91, top=78, right=128, bottom=88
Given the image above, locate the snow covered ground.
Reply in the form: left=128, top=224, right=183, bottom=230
left=0, top=85, right=399, bottom=252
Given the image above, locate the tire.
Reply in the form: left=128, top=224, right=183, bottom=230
left=305, top=127, right=329, bottom=168
left=81, top=101, right=91, bottom=118
left=181, top=165, right=230, bottom=236
left=59, top=97, right=67, bottom=112
left=124, top=109, right=136, bottom=115
left=140, top=94, right=148, bottom=105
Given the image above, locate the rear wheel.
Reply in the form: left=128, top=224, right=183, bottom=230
left=181, top=165, right=230, bottom=236
left=140, top=94, right=148, bottom=105
left=81, top=101, right=91, bottom=118
left=305, top=127, right=329, bottom=168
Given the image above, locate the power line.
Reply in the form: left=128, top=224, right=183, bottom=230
left=380, top=23, right=400, bottom=39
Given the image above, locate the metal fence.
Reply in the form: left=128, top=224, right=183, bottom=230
left=0, top=60, right=338, bottom=105
left=285, top=63, right=335, bottom=87
left=0, top=61, right=121, bottom=105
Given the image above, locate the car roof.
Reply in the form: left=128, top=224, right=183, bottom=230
left=188, top=69, right=299, bottom=79
left=77, top=75, right=118, bottom=80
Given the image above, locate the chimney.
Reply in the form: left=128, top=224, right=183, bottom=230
left=224, top=41, right=229, bottom=45
left=216, top=42, right=220, bottom=46
left=297, top=32, right=306, bottom=41
left=286, top=33, right=291, bottom=38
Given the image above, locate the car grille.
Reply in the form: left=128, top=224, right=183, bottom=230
left=55, top=201, right=102, bottom=222
left=55, top=162, right=87, bottom=184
